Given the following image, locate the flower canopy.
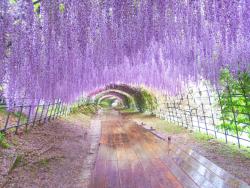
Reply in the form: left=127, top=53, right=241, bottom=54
left=0, top=0, right=249, bottom=104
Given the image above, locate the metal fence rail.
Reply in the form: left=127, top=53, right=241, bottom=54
left=0, top=99, right=69, bottom=133
left=156, top=83, right=250, bottom=148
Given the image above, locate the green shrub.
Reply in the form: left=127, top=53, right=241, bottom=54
left=218, top=68, right=250, bottom=138
left=0, top=132, right=10, bottom=149
left=135, top=88, right=157, bottom=113
left=70, top=103, right=100, bottom=115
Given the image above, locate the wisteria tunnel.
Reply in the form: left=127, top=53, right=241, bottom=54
left=0, top=0, right=250, bottom=187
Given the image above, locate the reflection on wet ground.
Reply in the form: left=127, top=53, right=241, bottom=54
left=90, top=110, right=249, bottom=188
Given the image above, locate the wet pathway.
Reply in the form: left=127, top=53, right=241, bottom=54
left=90, top=110, right=249, bottom=188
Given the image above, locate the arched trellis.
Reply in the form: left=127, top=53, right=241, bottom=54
left=98, top=95, right=124, bottom=107
left=98, top=94, right=123, bottom=104
left=89, top=89, right=136, bottom=109
left=88, top=84, right=158, bottom=112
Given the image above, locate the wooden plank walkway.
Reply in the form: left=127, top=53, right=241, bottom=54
left=90, top=111, right=250, bottom=188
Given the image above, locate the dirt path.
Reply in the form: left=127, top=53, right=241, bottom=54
left=90, top=110, right=249, bottom=188
left=0, top=113, right=100, bottom=188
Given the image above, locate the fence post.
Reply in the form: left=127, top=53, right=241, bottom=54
left=63, top=106, right=66, bottom=116
left=25, top=105, right=32, bottom=132
left=165, top=101, right=170, bottom=121
left=44, top=102, right=50, bottom=123
left=39, top=103, right=45, bottom=124
left=180, top=94, right=188, bottom=128
left=178, top=95, right=184, bottom=128
left=49, top=101, right=55, bottom=121
left=227, top=82, right=241, bottom=148
left=15, top=105, right=24, bottom=134
left=187, top=93, right=194, bottom=128
left=4, top=111, right=11, bottom=132
left=216, top=88, right=228, bottom=143
left=53, top=99, right=59, bottom=120
left=201, top=103, right=209, bottom=135
left=56, top=101, right=61, bottom=118
left=32, top=100, right=40, bottom=127
left=195, top=108, right=201, bottom=132
left=199, top=88, right=209, bottom=135
left=205, top=83, right=217, bottom=138
left=239, top=77, right=250, bottom=129
left=173, top=101, right=179, bottom=125
left=60, top=104, right=64, bottom=116
left=57, top=102, right=62, bottom=118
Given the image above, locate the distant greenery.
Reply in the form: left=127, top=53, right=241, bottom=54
left=0, top=132, right=10, bottom=149
left=135, top=88, right=157, bottom=113
left=99, top=98, right=115, bottom=108
left=218, top=68, right=250, bottom=138
left=70, top=103, right=99, bottom=116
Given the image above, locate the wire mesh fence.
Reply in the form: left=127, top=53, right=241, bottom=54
left=0, top=99, right=69, bottom=133
left=156, top=82, right=250, bottom=148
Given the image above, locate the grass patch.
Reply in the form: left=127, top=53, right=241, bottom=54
left=36, top=158, right=50, bottom=167
left=128, top=113, right=187, bottom=134
left=0, top=132, right=10, bottom=149
left=13, top=111, right=27, bottom=123
left=217, top=143, right=250, bottom=158
left=160, top=122, right=187, bottom=134
left=147, top=119, right=187, bottom=134
left=191, top=132, right=214, bottom=142
left=9, top=155, right=24, bottom=173
left=191, top=131, right=250, bottom=158
left=0, top=106, right=7, bottom=115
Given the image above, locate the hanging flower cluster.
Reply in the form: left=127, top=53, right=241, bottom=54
left=1, top=0, right=249, bottom=104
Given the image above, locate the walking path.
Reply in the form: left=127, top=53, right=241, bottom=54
left=90, top=110, right=249, bottom=188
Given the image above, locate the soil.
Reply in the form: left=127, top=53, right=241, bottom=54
left=0, top=113, right=96, bottom=188
left=123, top=112, right=250, bottom=185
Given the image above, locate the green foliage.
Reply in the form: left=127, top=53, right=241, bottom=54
left=9, top=0, right=17, bottom=4
left=123, top=97, right=133, bottom=108
left=70, top=103, right=99, bottom=116
left=218, top=68, right=250, bottom=137
left=0, top=132, right=10, bottom=149
left=99, top=98, right=114, bottom=108
left=192, top=132, right=214, bottom=142
left=0, top=106, right=7, bottom=114
left=135, top=88, right=157, bottom=113
left=13, top=111, right=27, bottom=123
left=9, top=155, right=24, bottom=173
left=59, top=3, right=65, bottom=13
